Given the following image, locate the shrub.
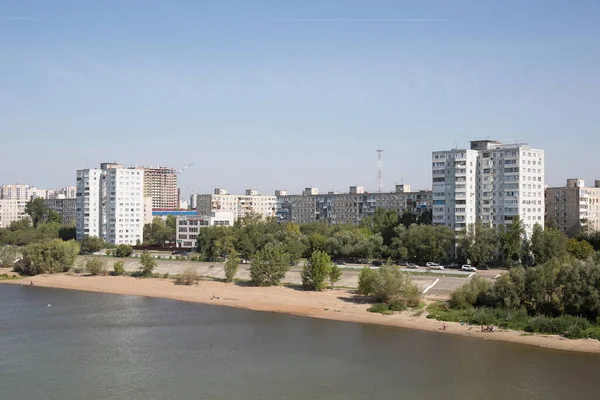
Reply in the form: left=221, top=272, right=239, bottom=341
left=524, top=315, right=591, bottom=336
left=368, top=303, right=393, bottom=315
left=139, top=253, right=156, bottom=277
left=0, top=246, right=19, bottom=269
left=85, top=258, right=104, bottom=276
left=224, top=250, right=239, bottom=283
left=358, top=267, right=376, bottom=296
left=249, top=243, right=291, bottom=286
left=175, top=266, right=200, bottom=285
left=80, top=235, right=105, bottom=254
left=113, top=261, right=125, bottom=276
left=114, top=244, right=133, bottom=258
left=301, top=251, right=332, bottom=291
left=450, top=276, right=492, bottom=309
left=15, top=239, right=80, bottom=276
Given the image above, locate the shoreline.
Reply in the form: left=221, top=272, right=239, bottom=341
left=3, top=274, right=600, bottom=355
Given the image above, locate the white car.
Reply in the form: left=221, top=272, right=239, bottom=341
left=426, top=262, right=444, bottom=270
left=461, top=265, right=477, bottom=272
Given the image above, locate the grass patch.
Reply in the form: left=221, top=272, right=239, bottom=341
left=0, top=273, right=21, bottom=280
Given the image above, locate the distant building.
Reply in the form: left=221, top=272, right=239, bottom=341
left=196, top=189, right=277, bottom=221
left=76, top=163, right=145, bottom=245
left=45, top=198, right=77, bottom=225
left=0, top=184, right=49, bottom=201
left=144, top=197, right=153, bottom=225
left=0, top=199, right=28, bottom=228
left=545, top=179, right=600, bottom=236
left=432, top=140, right=545, bottom=237
left=276, top=185, right=431, bottom=225
left=151, top=209, right=197, bottom=220
left=50, top=186, right=77, bottom=200
left=138, top=166, right=178, bottom=209
left=176, top=212, right=235, bottom=248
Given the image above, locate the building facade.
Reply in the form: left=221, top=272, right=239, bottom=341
left=176, top=212, right=235, bottom=248
left=49, top=186, right=77, bottom=200
left=545, top=179, right=600, bottom=236
left=276, top=185, right=432, bottom=225
left=432, top=140, right=545, bottom=237
left=0, top=199, right=27, bottom=228
left=76, top=163, right=144, bottom=245
left=196, top=189, right=277, bottom=220
left=45, top=198, right=77, bottom=225
left=139, top=166, right=178, bottom=209
left=0, top=184, right=49, bottom=201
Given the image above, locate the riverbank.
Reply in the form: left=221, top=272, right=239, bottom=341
left=3, top=273, right=600, bottom=355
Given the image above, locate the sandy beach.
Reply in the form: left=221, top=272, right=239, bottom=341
left=3, top=272, right=600, bottom=355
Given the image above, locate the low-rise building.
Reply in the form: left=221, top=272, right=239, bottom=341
left=196, top=189, right=277, bottom=221
left=545, top=179, right=600, bottom=236
left=277, top=184, right=431, bottom=225
left=176, top=212, right=235, bottom=248
left=45, top=198, right=77, bottom=225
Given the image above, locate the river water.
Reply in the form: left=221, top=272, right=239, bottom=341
left=1, top=284, right=599, bottom=400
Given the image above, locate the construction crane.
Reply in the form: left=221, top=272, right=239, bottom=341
left=177, top=163, right=194, bottom=174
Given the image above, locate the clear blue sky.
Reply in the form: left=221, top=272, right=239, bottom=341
left=1, top=0, right=599, bottom=196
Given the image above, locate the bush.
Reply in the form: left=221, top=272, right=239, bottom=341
left=15, top=239, right=80, bottom=276
left=163, top=273, right=169, bottom=279
left=175, top=267, right=200, bottom=285
left=113, top=261, right=125, bottom=276
left=301, top=251, right=332, bottom=291
left=0, top=246, right=19, bottom=269
left=358, top=267, right=376, bottom=296
left=368, top=303, right=393, bottom=315
left=329, top=263, right=342, bottom=289
left=139, top=253, right=156, bottom=277
left=85, top=258, right=104, bottom=276
left=115, top=244, right=133, bottom=258
left=224, top=250, right=239, bottom=283
left=80, top=235, right=105, bottom=254
left=524, top=315, right=590, bottom=336
left=450, top=276, right=492, bottom=309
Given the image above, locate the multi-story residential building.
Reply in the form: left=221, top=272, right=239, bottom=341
left=545, top=179, right=600, bottom=236
left=432, top=140, right=545, bottom=237
left=137, top=166, right=178, bottom=209
left=0, top=199, right=28, bottom=228
left=0, top=184, right=49, bottom=201
left=49, top=186, right=77, bottom=200
left=175, top=212, right=235, bottom=248
left=76, top=163, right=144, bottom=245
left=196, top=189, right=277, bottom=220
left=44, top=198, right=77, bottom=225
left=277, top=184, right=432, bottom=225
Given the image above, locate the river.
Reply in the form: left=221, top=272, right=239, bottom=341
left=1, top=285, right=599, bottom=400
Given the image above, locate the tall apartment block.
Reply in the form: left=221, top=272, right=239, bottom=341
left=432, top=140, right=545, bottom=237
left=45, top=198, right=77, bottom=225
left=0, top=199, right=28, bottom=228
left=545, top=179, right=600, bottom=236
left=76, top=163, right=144, bottom=245
left=276, top=185, right=432, bottom=225
left=196, top=189, right=277, bottom=220
left=139, top=166, right=178, bottom=209
left=0, top=184, right=49, bottom=201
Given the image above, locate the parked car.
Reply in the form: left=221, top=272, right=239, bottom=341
left=461, top=265, right=477, bottom=272
left=371, top=260, right=383, bottom=267
left=172, top=250, right=188, bottom=256
left=333, top=260, right=346, bottom=265
left=426, top=262, right=444, bottom=270
left=241, top=259, right=250, bottom=264
left=405, top=262, right=418, bottom=269
left=444, top=262, right=460, bottom=269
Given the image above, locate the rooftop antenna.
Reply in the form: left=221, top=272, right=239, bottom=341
left=376, top=149, right=384, bottom=193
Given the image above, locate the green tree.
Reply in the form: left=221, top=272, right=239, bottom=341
left=530, top=224, right=568, bottom=265
left=16, top=239, right=80, bottom=276
left=361, top=208, right=399, bottom=247
left=500, top=216, right=525, bottom=264
left=85, top=258, right=105, bottom=275
left=24, top=198, right=49, bottom=228
left=114, top=244, right=133, bottom=258
left=139, top=252, right=156, bottom=277
left=47, top=210, right=62, bottom=224
left=0, top=246, right=19, bottom=269
left=249, top=243, right=290, bottom=286
left=329, top=263, right=342, bottom=289
left=224, top=249, right=240, bottom=282
left=58, top=224, right=77, bottom=241
left=459, top=221, right=498, bottom=266
left=399, top=209, right=418, bottom=228
left=113, top=261, right=125, bottom=276
left=450, top=275, right=492, bottom=309
left=358, top=266, right=376, bottom=296
left=567, top=238, right=595, bottom=260
left=371, top=264, right=421, bottom=310
left=143, top=217, right=172, bottom=246
left=302, top=250, right=333, bottom=291
left=80, top=236, right=105, bottom=254
left=403, top=225, right=454, bottom=263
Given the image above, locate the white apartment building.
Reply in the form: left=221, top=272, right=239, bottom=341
left=432, top=140, right=544, bottom=237
left=0, top=199, right=28, bottom=228
left=176, top=212, right=235, bottom=248
left=51, top=186, right=77, bottom=199
left=0, top=184, right=49, bottom=201
left=196, top=189, right=277, bottom=221
left=76, top=163, right=144, bottom=245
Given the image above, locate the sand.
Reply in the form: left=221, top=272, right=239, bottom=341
left=3, top=273, right=600, bottom=355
